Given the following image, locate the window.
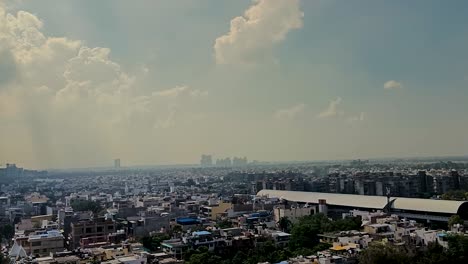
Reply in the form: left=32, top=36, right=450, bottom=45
left=97, top=226, right=103, bottom=232
left=86, top=227, right=92, bottom=233
left=31, top=241, right=41, bottom=247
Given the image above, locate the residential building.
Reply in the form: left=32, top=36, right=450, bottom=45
left=273, top=204, right=316, bottom=224
left=69, top=217, right=115, bottom=249
left=15, top=230, right=64, bottom=257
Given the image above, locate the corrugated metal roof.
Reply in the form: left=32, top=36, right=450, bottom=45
left=257, top=190, right=468, bottom=215
left=257, top=190, right=390, bottom=210
left=392, top=197, right=465, bottom=214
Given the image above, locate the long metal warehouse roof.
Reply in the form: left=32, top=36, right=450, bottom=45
left=392, top=197, right=467, bottom=214
left=257, top=190, right=468, bottom=215
left=257, top=190, right=390, bottom=210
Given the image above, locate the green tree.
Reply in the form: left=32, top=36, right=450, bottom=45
left=289, top=213, right=360, bottom=250
left=278, top=216, right=292, bottom=233
left=289, top=214, right=327, bottom=250
left=441, top=190, right=467, bottom=201
left=171, top=224, right=183, bottom=236
left=328, top=216, right=362, bottom=232
left=269, top=248, right=292, bottom=263
left=292, top=242, right=331, bottom=257
left=141, top=234, right=170, bottom=252
left=358, top=243, right=412, bottom=264
left=446, top=234, right=468, bottom=262
left=413, top=242, right=450, bottom=264
left=216, top=219, right=233, bottom=229
left=186, top=247, right=222, bottom=264
left=231, top=251, right=248, bottom=264
left=448, top=215, right=464, bottom=229
left=0, top=224, right=14, bottom=241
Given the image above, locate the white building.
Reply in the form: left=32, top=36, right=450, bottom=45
left=273, top=205, right=316, bottom=224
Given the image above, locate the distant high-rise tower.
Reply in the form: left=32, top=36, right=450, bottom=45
left=114, top=159, right=121, bottom=169
left=200, top=155, right=213, bottom=167
left=216, top=157, right=232, bottom=167
left=451, top=170, right=460, bottom=190
left=418, top=170, right=428, bottom=193
left=233, top=156, right=248, bottom=167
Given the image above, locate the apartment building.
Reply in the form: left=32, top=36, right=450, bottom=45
left=69, top=217, right=115, bottom=249
left=15, top=230, right=64, bottom=256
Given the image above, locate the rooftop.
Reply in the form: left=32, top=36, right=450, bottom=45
left=29, top=230, right=63, bottom=240
left=193, top=231, right=211, bottom=236
left=258, top=190, right=389, bottom=210
left=257, top=190, right=468, bottom=215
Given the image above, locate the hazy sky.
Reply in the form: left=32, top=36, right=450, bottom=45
left=1, top=0, right=468, bottom=169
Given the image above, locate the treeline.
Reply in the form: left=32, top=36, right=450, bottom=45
left=441, top=190, right=468, bottom=201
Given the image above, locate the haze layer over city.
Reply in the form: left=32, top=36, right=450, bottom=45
left=1, top=1, right=468, bottom=264
left=1, top=0, right=467, bottom=169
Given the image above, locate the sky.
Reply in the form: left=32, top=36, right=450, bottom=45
left=0, top=0, right=467, bottom=169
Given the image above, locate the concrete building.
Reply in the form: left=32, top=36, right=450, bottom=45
left=216, top=157, right=232, bottom=167
left=319, top=231, right=372, bottom=250
left=114, top=159, right=121, bottom=169
left=69, top=218, right=115, bottom=249
left=200, top=201, right=232, bottom=220
left=182, top=231, right=226, bottom=251
left=161, top=239, right=188, bottom=259
left=273, top=205, right=316, bottom=224
left=126, top=215, right=171, bottom=238
left=269, top=230, right=291, bottom=247
left=232, top=157, right=248, bottom=167
left=327, top=171, right=439, bottom=197
left=200, top=155, right=213, bottom=167
left=31, top=214, right=54, bottom=227
left=5, top=163, right=23, bottom=178
left=15, top=230, right=64, bottom=257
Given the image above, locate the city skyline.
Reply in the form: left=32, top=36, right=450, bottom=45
left=1, top=0, right=468, bottom=169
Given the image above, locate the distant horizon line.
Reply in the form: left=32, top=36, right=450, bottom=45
left=4, top=154, right=467, bottom=172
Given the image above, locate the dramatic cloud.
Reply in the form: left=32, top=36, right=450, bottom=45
left=214, top=0, right=303, bottom=64
left=274, top=103, right=305, bottom=119
left=384, top=80, right=402, bottom=90
left=317, top=97, right=344, bottom=119
left=0, top=6, right=205, bottom=167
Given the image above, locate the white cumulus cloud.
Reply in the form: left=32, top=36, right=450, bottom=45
left=214, top=0, right=303, bottom=64
left=384, top=80, right=402, bottom=90
left=0, top=5, right=206, bottom=167
left=347, top=112, right=366, bottom=123
left=317, top=97, right=344, bottom=119
left=274, top=103, right=305, bottom=119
